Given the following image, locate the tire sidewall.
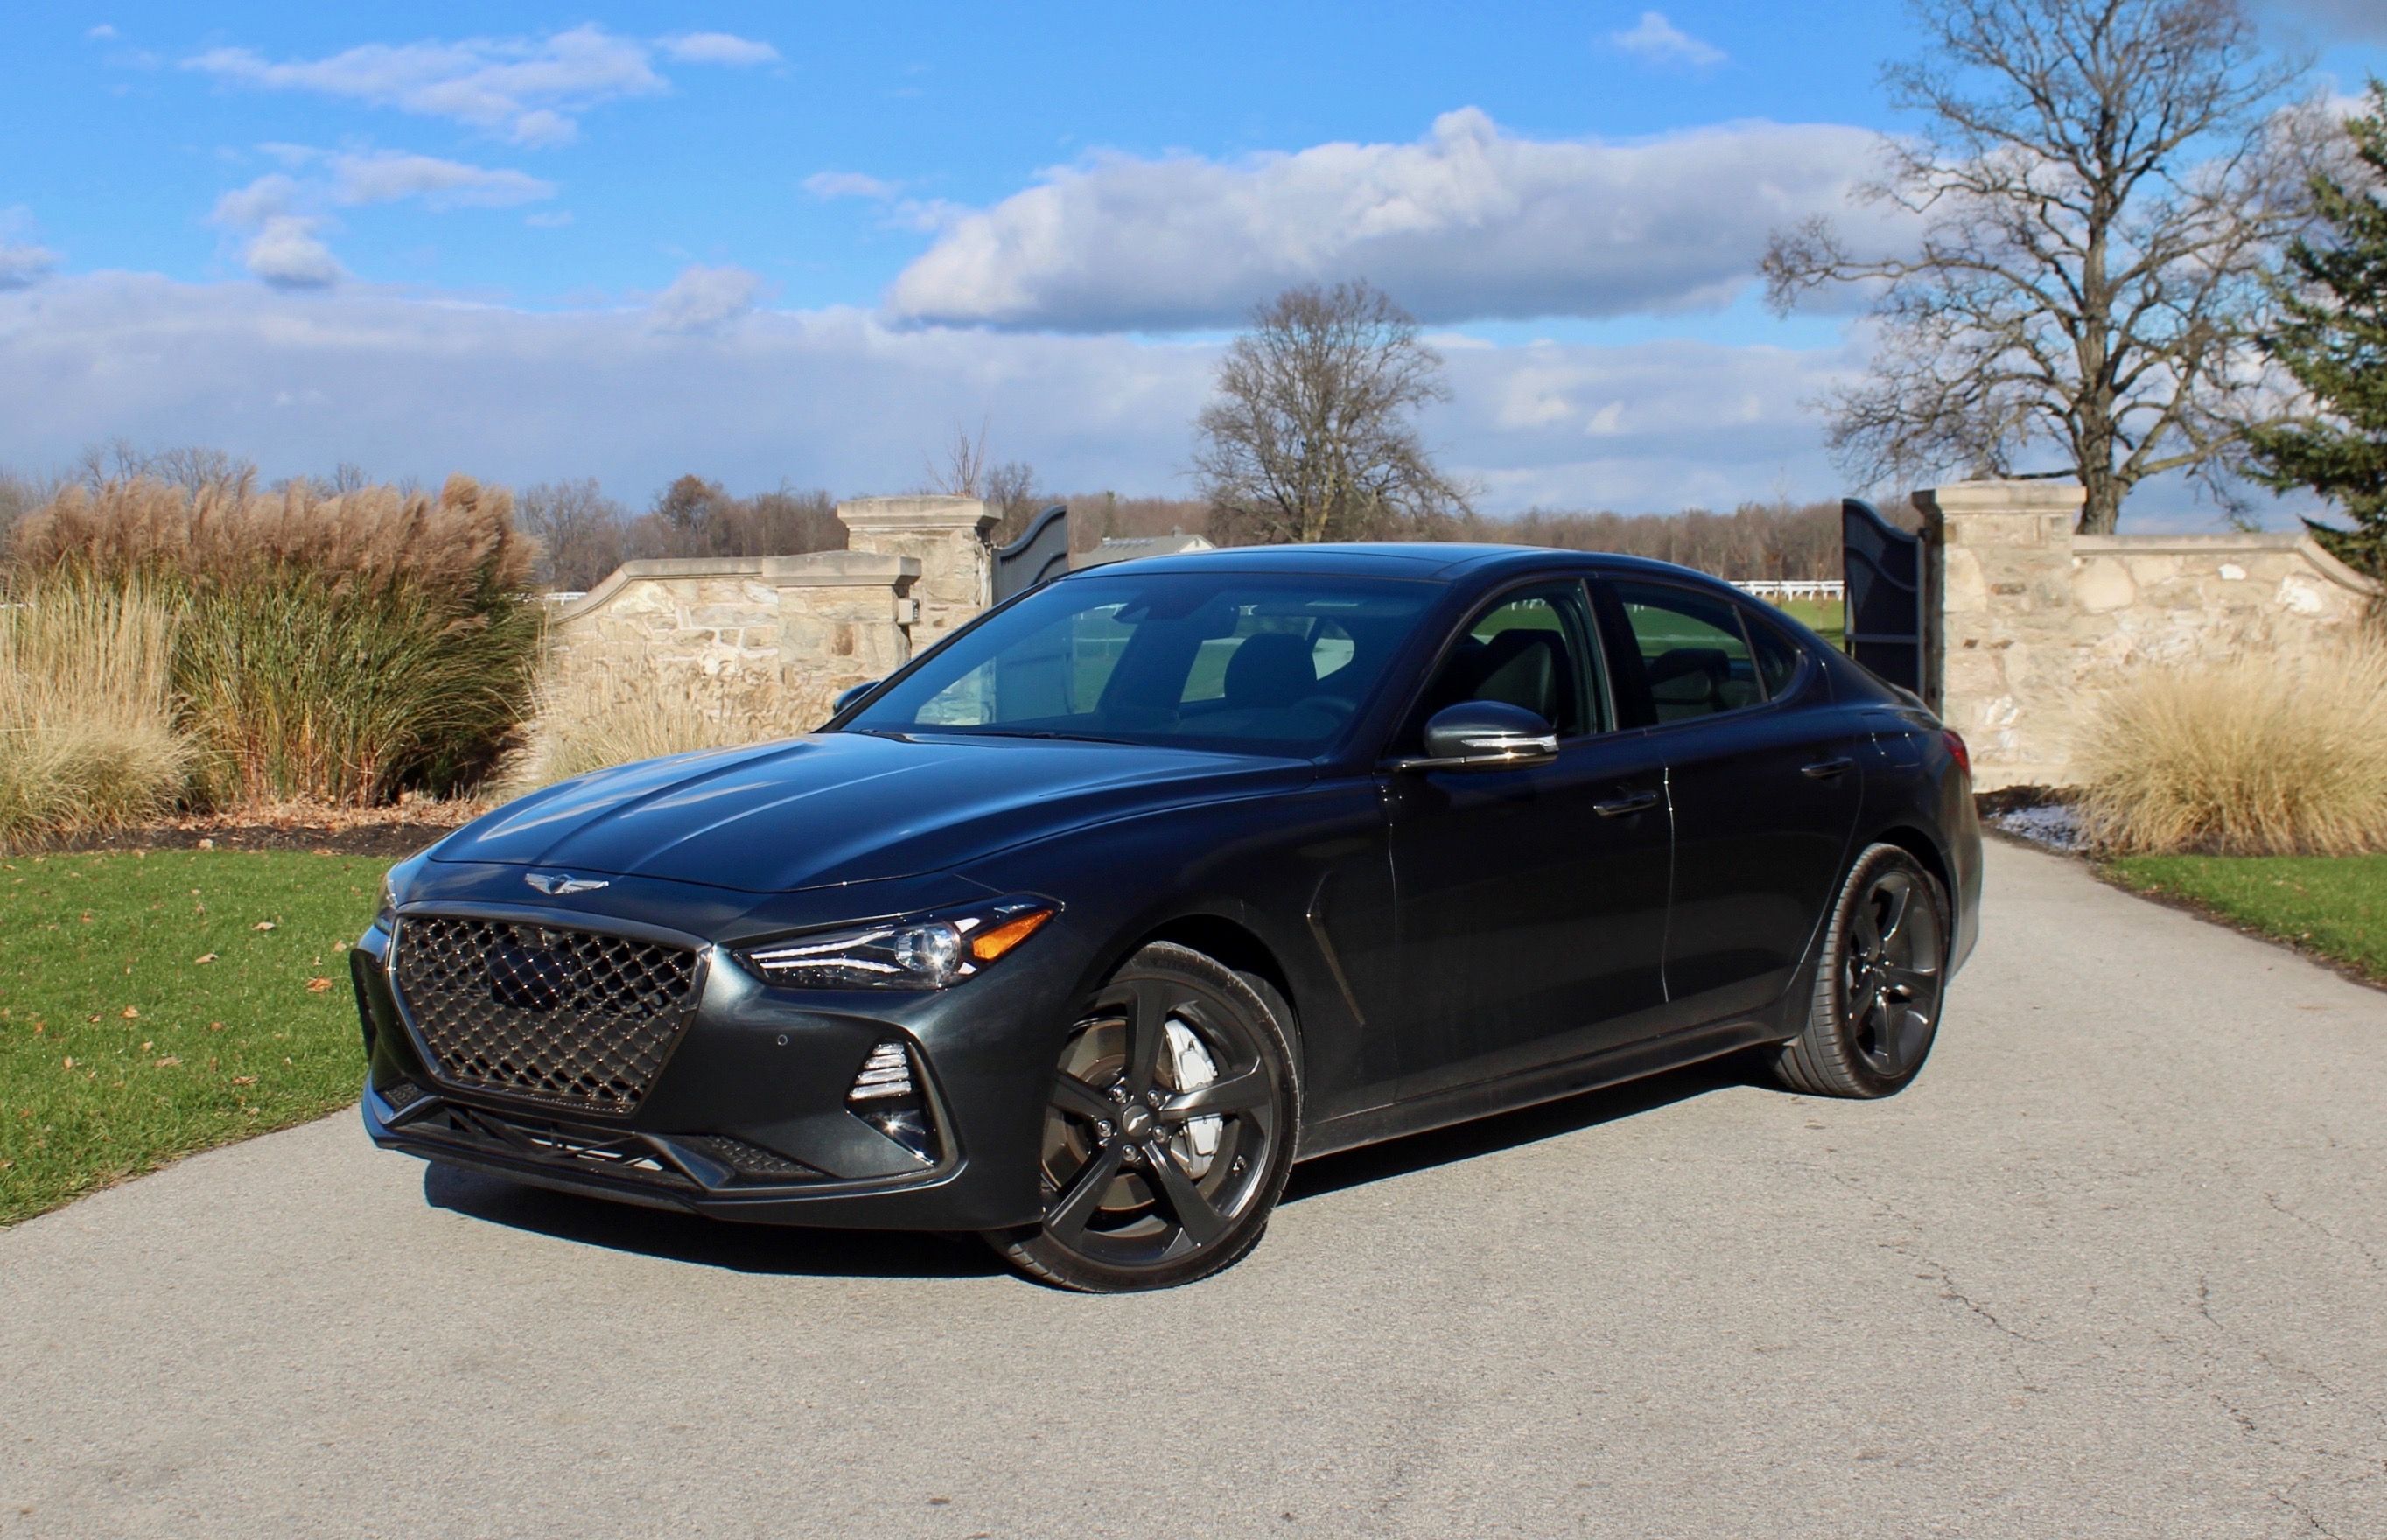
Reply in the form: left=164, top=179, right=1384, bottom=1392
left=1817, top=844, right=1950, bottom=1098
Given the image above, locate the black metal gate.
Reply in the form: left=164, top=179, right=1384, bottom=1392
left=991, top=504, right=1069, bottom=601
left=1842, top=497, right=1935, bottom=708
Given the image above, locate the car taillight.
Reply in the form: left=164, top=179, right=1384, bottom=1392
left=1942, top=729, right=1970, bottom=779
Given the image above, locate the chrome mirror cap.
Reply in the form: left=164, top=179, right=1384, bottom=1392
left=1400, top=701, right=1560, bottom=771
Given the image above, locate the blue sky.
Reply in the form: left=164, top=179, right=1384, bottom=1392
left=3, top=2, right=2383, bottom=522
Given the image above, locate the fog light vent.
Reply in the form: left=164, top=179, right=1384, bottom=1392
left=382, top=1080, right=424, bottom=1110
left=680, top=1136, right=822, bottom=1182
left=845, top=1040, right=940, bottom=1166
left=846, top=1040, right=914, bottom=1102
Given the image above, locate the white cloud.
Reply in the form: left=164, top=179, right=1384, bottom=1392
left=211, top=173, right=300, bottom=227
left=184, top=24, right=667, bottom=146
left=886, top=108, right=1901, bottom=331
left=658, top=32, right=780, bottom=66
left=649, top=263, right=767, bottom=333
left=0, top=273, right=1871, bottom=514
left=1609, top=11, right=1727, bottom=69
left=525, top=210, right=574, bottom=228
left=328, top=151, right=556, bottom=209
left=242, top=217, right=342, bottom=289
left=803, top=170, right=904, bottom=201
left=86, top=24, right=117, bottom=40
left=0, top=208, right=60, bottom=290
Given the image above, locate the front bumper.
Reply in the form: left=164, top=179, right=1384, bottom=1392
left=351, top=889, right=1067, bottom=1232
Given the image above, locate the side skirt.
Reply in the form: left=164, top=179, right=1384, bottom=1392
left=1293, top=1015, right=1786, bottom=1163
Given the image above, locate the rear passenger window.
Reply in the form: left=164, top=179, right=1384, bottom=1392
left=1612, top=581, right=1762, bottom=722
left=1748, top=617, right=1802, bottom=699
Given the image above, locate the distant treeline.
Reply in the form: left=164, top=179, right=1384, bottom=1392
left=0, top=445, right=1864, bottom=593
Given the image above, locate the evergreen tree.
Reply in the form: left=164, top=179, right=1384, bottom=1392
left=2249, top=81, right=2387, bottom=578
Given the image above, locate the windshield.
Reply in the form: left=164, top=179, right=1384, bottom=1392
left=844, top=571, right=1435, bottom=754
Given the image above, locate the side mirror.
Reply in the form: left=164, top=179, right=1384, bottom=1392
left=832, top=679, right=878, bottom=716
left=1402, top=701, right=1560, bottom=772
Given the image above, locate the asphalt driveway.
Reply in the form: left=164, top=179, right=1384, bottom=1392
left=2, top=839, right=2382, bottom=1538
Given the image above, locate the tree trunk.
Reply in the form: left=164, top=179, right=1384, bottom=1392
left=2077, top=472, right=2123, bottom=536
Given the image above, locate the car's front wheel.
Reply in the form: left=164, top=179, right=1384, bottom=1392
left=984, top=942, right=1298, bottom=1292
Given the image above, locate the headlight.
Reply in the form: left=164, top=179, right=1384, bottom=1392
left=376, top=850, right=431, bottom=929
left=742, top=899, right=1055, bottom=990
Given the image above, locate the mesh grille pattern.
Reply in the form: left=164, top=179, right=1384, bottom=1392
left=392, top=915, right=698, bottom=1113
left=680, top=1136, right=822, bottom=1182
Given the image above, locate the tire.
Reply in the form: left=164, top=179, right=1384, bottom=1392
left=1771, top=842, right=1950, bottom=1099
left=984, top=942, right=1301, bottom=1292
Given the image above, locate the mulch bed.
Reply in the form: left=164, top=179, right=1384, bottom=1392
left=46, top=802, right=486, bottom=858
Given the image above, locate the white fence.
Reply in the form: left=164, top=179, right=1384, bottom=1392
left=1729, top=579, right=1844, bottom=603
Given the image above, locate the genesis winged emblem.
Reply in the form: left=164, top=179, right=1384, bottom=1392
left=524, top=872, right=610, bottom=896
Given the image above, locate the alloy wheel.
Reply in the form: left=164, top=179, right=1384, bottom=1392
left=1840, top=866, right=1945, bottom=1079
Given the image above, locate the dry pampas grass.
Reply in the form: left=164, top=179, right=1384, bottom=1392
left=2076, top=639, right=2387, bottom=856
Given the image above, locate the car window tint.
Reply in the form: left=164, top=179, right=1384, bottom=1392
left=1612, top=581, right=1762, bottom=723
left=854, top=573, right=1433, bottom=755
left=1417, top=584, right=1604, bottom=738
left=1747, top=613, right=1802, bottom=698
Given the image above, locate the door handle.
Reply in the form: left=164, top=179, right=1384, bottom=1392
left=1800, top=757, right=1856, bottom=780
left=1594, top=790, right=1662, bottom=818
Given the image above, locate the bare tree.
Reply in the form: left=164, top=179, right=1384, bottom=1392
left=517, top=478, right=628, bottom=592
left=1764, top=0, right=2320, bottom=533
left=1193, top=281, right=1472, bottom=544
left=74, top=439, right=256, bottom=499
left=923, top=419, right=1046, bottom=542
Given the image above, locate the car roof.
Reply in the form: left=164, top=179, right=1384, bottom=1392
left=1058, top=540, right=1745, bottom=590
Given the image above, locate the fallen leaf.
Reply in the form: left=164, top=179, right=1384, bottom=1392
left=61, top=1057, right=74, bottom=1069
left=305, top=976, right=332, bottom=993
left=140, top=1040, right=152, bottom=1052
left=253, top=920, right=276, bottom=931
left=121, top=1005, right=139, bottom=1019
left=155, top=1056, right=181, bottom=1068
left=207, top=1021, right=226, bottom=1032
left=229, top=1075, right=256, bottom=1086
left=193, top=953, right=218, bottom=965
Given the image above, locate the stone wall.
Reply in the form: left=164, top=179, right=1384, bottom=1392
left=546, top=496, right=997, bottom=729
left=1919, top=480, right=2381, bottom=791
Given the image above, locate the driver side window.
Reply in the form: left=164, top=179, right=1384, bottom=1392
left=1415, top=583, right=1606, bottom=740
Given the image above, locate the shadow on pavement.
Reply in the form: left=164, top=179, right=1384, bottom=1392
left=421, top=1055, right=1758, bottom=1275
left=1284, top=1057, right=1751, bottom=1205
left=423, top=1163, right=1002, bottom=1280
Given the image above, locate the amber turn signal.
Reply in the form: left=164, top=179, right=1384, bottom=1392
left=969, top=909, right=1053, bottom=962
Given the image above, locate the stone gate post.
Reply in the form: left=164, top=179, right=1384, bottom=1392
left=837, top=496, right=1001, bottom=649
left=1911, top=480, right=2085, bottom=791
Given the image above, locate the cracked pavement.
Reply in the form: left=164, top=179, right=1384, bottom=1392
left=2, top=839, right=2383, bottom=1537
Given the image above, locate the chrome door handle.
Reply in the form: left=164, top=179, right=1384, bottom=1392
left=1594, top=790, right=1661, bottom=818
left=1800, top=758, right=1855, bottom=780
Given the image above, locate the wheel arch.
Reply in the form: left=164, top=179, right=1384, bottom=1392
left=1125, top=913, right=1301, bottom=1045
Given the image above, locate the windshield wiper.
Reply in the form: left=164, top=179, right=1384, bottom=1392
left=957, top=728, right=1142, bottom=746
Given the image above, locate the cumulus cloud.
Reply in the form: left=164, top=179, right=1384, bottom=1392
left=0, top=273, right=1867, bottom=513
left=329, top=151, right=556, bottom=209
left=242, top=216, right=343, bottom=289
left=658, top=32, right=780, bottom=66
left=1609, top=11, right=1727, bottom=68
left=0, top=209, right=60, bottom=290
left=184, top=23, right=667, bottom=145
left=648, top=263, right=767, bottom=332
left=803, top=170, right=904, bottom=201
left=886, top=108, right=1904, bottom=331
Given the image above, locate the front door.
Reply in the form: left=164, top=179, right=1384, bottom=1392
left=1387, top=581, right=1676, bottom=1101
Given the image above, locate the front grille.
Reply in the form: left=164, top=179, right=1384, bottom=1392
left=391, top=914, right=699, bottom=1114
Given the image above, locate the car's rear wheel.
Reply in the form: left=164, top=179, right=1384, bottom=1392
left=984, top=942, right=1298, bottom=1292
left=1771, top=843, right=1950, bottom=1098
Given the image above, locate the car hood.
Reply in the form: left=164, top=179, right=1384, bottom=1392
left=430, top=731, right=1312, bottom=895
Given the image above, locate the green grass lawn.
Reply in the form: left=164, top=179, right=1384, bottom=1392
left=0, top=850, right=383, bottom=1224
left=1772, top=597, right=1844, bottom=650
left=2103, top=854, right=2387, bottom=984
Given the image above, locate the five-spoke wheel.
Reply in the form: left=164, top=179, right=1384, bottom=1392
left=985, top=942, right=1298, bottom=1292
left=1773, top=843, right=1949, bottom=1098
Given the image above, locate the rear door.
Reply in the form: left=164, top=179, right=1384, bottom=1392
left=1386, top=579, right=1676, bottom=1100
left=1593, top=577, right=1865, bottom=1026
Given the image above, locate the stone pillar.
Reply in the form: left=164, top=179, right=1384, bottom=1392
left=1912, top=480, right=2084, bottom=792
left=837, top=496, right=999, bottom=648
